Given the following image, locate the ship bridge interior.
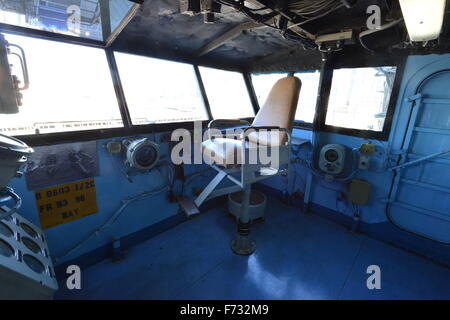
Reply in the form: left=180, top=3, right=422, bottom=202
left=0, top=0, right=449, bottom=301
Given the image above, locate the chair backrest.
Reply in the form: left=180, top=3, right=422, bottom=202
left=249, top=76, right=301, bottom=146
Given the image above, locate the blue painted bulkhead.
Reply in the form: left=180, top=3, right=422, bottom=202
left=10, top=134, right=223, bottom=272
left=261, top=53, right=450, bottom=266
left=8, top=53, right=450, bottom=274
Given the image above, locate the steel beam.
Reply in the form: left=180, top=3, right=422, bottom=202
left=197, top=21, right=264, bottom=56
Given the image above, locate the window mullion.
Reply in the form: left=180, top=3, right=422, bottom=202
left=243, top=73, right=259, bottom=115
left=194, top=65, right=213, bottom=120
left=105, top=49, right=133, bottom=129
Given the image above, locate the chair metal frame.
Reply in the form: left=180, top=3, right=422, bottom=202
left=194, top=119, right=292, bottom=255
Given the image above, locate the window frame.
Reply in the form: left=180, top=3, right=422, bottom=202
left=293, top=69, right=321, bottom=131
left=113, top=52, right=211, bottom=126
left=0, top=34, right=128, bottom=138
left=2, top=32, right=256, bottom=146
left=250, top=72, right=286, bottom=115
left=5, top=27, right=407, bottom=146
left=14, top=52, right=215, bottom=146
left=315, top=53, right=407, bottom=141
left=198, top=66, right=257, bottom=120
left=0, top=2, right=141, bottom=47
left=249, top=71, right=320, bottom=130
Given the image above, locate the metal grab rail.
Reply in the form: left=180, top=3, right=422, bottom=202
left=8, top=43, right=29, bottom=91
left=389, top=149, right=450, bottom=171
left=0, top=187, right=22, bottom=221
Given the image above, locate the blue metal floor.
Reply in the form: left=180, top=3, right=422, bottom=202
left=55, top=197, right=450, bottom=300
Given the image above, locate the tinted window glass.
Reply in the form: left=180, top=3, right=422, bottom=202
left=115, top=52, right=209, bottom=125
left=326, top=67, right=397, bottom=131
left=0, top=33, right=122, bottom=136
left=200, top=67, right=254, bottom=119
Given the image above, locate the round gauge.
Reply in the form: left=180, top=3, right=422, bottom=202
left=123, top=138, right=160, bottom=170
left=325, top=149, right=339, bottom=162
left=22, top=237, right=41, bottom=254
left=135, top=144, right=158, bottom=169
left=0, top=222, right=13, bottom=238
left=20, top=222, right=38, bottom=238
left=23, top=254, right=45, bottom=274
left=0, top=239, right=14, bottom=257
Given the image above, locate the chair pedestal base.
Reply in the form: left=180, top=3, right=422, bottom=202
left=231, top=236, right=256, bottom=256
left=230, top=184, right=256, bottom=256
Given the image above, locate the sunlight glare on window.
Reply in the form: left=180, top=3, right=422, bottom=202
left=0, top=33, right=122, bottom=136
left=114, top=52, right=209, bottom=125
left=252, top=71, right=320, bottom=124
left=0, top=0, right=138, bottom=41
left=294, top=70, right=320, bottom=123
left=252, top=73, right=287, bottom=107
left=199, top=67, right=254, bottom=119
left=325, top=67, right=397, bottom=131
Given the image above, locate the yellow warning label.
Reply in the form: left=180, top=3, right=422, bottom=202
left=35, top=178, right=98, bottom=230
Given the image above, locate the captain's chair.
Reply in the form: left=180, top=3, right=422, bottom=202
left=195, top=76, right=301, bottom=255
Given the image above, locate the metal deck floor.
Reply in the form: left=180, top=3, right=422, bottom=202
left=55, top=198, right=450, bottom=300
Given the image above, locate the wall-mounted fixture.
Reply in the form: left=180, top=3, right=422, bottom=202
left=122, top=138, right=160, bottom=171
left=180, top=0, right=200, bottom=15
left=399, top=0, right=446, bottom=41
left=106, top=141, right=122, bottom=155
left=0, top=34, right=29, bottom=114
left=0, top=134, right=33, bottom=191
left=180, top=0, right=221, bottom=23
left=0, top=135, right=55, bottom=299
left=315, top=30, right=354, bottom=52
left=358, top=142, right=376, bottom=170
left=0, top=134, right=33, bottom=219
left=348, top=179, right=371, bottom=206
left=0, top=206, right=58, bottom=299
left=318, top=144, right=346, bottom=175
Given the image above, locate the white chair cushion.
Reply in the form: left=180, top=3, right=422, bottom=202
left=202, top=138, right=243, bottom=166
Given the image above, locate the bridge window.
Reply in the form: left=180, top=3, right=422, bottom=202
left=294, top=70, right=320, bottom=124
left=325, top=66, right=397, bottom=132
left=252, top=73, right=286, bottom=108
left=0, top=0, right=138, bottom=42
left=251, top=70, right=320, bottom=126
left=0, top=33, right=122, bottom=136
left=199, top=67, right=254, bottom=119
left=115, top=52, right=209, bottom=125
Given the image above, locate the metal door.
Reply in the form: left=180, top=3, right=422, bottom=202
left=387, top=70, right=450, bottom=243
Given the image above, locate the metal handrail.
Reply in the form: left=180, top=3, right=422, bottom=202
left=0, top=187, right=22, bottom=220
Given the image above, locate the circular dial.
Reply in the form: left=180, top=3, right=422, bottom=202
left=325, top=149, right=339, bottom=162
left=135, top=145, right=157, bottom=168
